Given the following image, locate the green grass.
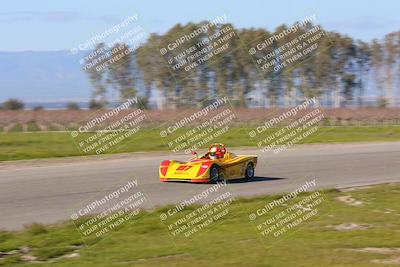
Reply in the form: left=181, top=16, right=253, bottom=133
left=8, top=123, right=22, bottom=132
left=0, top=126, right=400, bottom=161
left=48, top=123, right=66, bottom=131
left=27, top=122, right=40, bottom=132
left=0, top=183, right=399, bottom=266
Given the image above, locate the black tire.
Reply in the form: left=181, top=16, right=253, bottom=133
left=245, top=162, right=254, bottom=180
left=209, top=165, right=219, bottom=183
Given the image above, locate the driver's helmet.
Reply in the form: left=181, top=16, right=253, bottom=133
left=209, top=146, right=225, bottom=159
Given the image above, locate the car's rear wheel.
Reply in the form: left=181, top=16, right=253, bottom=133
left=245, top=162, right=254, bottom=180
left=210, top=165, right=219, bottom=183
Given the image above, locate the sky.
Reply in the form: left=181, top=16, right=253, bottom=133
left=1, top=0, right=400, bottom=52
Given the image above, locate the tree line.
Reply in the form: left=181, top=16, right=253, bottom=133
left=83, top=20, right=400, bottom=109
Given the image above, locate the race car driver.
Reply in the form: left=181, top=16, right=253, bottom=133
left=209, top=146, right=225, bottom=159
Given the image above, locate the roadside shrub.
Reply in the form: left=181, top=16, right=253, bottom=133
left=66, top=102, right=80, bottom=110
left=89, top=99, right=106, bottom=109
left=2, top=99, right=24, bottom=110
left=33, top=106, right=44, bottom=111
left=377, top=97, right=388, bottom=108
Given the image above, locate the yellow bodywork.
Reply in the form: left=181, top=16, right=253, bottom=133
left=159, top=151, right=257, bottom=183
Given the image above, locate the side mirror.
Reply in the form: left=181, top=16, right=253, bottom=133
left=191, top=151, right=198, bottom=158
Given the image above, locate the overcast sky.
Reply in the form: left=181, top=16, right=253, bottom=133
left=1, top=0, right=400, bottom=51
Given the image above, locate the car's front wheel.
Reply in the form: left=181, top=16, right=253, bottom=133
left=210, top=165, right=219, bottom=183
left=245, top=162, right=254, bottom=180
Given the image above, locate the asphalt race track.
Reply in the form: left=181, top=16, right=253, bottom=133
left=0, top=142, right=399, bottom=230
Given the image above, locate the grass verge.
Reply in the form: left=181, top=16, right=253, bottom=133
left=0, top=126, right=400, bottom=161
left=0, top=183, right=399, bottom=266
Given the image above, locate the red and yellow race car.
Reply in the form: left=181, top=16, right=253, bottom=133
left=159, top=143, right=257, bottom=183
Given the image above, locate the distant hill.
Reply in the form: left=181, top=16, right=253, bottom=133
left=0, top=50, right=91, bottom=101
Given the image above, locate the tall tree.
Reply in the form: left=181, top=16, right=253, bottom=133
left=383, top=33, right=397, bottom=106
left=107, top=43, right=136, bottom=101
left=84, top=43, right=108, bottom=107
left=371, top=39, right=385, bottom=105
